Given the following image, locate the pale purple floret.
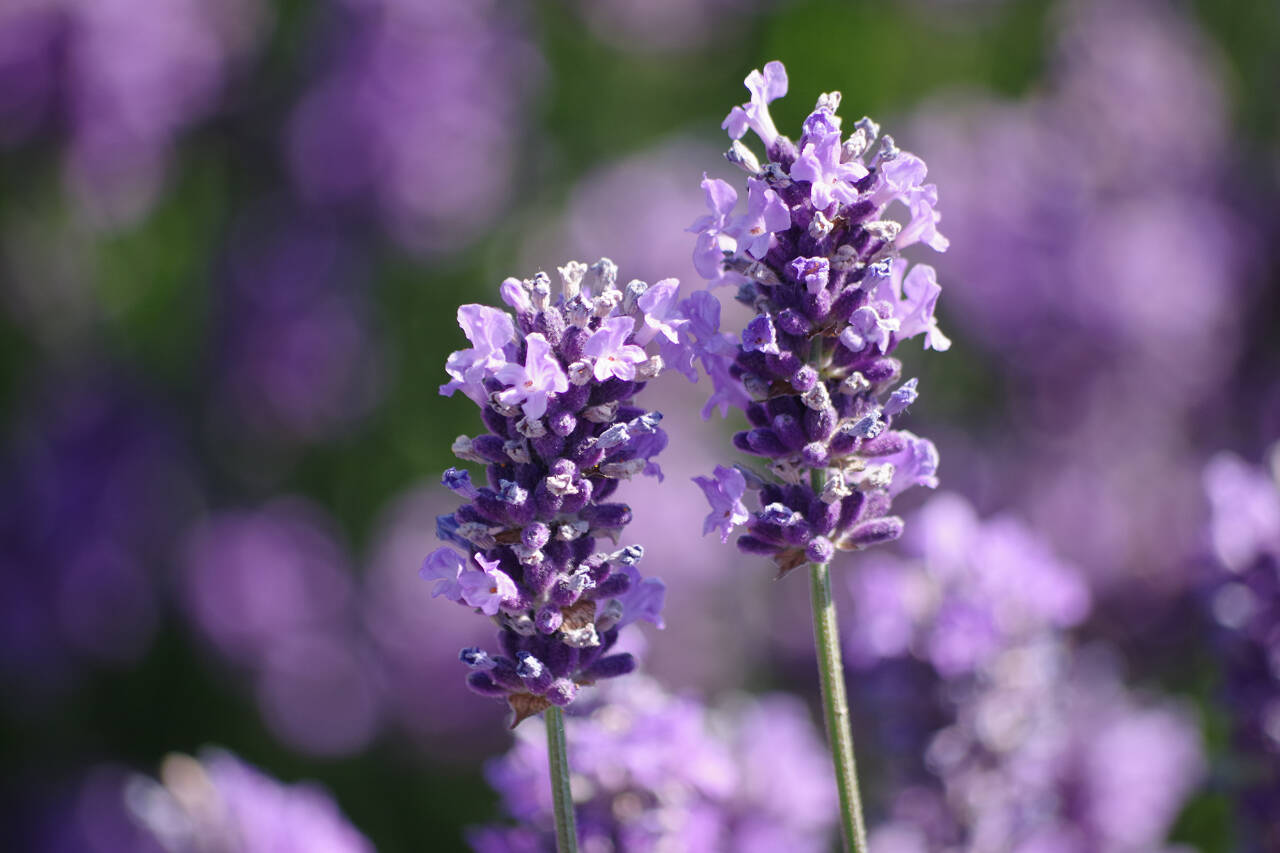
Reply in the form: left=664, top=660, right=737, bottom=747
left=420, top=547, right=467, bottom=602
left=689, top=176, right=740, bottom=281
left=440, top=304, right=517, bottom=402
left=722, top=60, right=788, bottom=149
left=635, top=278, right=685, bottom=346
left=883, top=379, right=919, bottom=418
left=459, top=554, right=518, bottom=616
left=840, top=306, right=899, bottom=355
left=742, top=314, right=781, bottom=355
left=494, top=332, right=569, bottom=418
left=693, top=465, right=750, bottom=544
left=790, top=256, right=830, bottom=295
left=584, top=316, right=648, bottom=381
left=874, top=153, right=949, bottom=253
left=614, top=564, right=667, bottom=629
left=885, top=433, right=940, bottom=497
left=871, top=261, right=950, bottom=351
left=790, top=130, right=867, bottom=210
left=728, top=177, right=791, bottom=259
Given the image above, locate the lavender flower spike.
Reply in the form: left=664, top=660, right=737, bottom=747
left=687, top=61, right=952, bottom=853
left=689, top=61, right=948, bottom=576
left=428, top=258, right=674, bottom=729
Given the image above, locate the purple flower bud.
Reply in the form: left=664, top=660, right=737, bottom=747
left=535, top=605, right=563, bottom=634
left=842, top=516, right=905, bottom=550
left=543, top=678, right=576, bottom=707
left=584, top=654, right=637, bottom=681
left=460, top=647, right=497, bottom=671
left=806, top=536, right=835, bottom=564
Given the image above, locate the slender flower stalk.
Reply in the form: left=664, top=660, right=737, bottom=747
left=684, top=61, right=950, bottom=852
left=544, top=706, right=579, bottom=853
left=808, top=468, right=869, bottom=852
left=426, top=259, right=677, bottom=849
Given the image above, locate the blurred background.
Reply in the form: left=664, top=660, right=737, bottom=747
left=1, top=0, right=1277, bottom=850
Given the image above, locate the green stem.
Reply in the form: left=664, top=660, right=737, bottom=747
left=809, top=469, right=870, bottom=853
left=544, top=706, right=579, bottom=853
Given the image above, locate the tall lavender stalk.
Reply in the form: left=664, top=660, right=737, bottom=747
left=684, top=61, right=950, bottom=852
left=423, top=259, right=675, bottom=850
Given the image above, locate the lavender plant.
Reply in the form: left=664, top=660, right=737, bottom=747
left=425, top=259, right=673, bottom=851
left=682, top=61, right=950, bottom=851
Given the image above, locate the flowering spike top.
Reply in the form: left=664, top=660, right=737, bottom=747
left=427, top=259, right=672, bottom=726
left=685, top=61, right=951, bottom=576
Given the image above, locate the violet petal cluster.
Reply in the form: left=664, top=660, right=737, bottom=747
left=468, top=677, right=836, bottom=852
left=686, top=61, right=948, bottom=576
left=426, top=259, right=670, bottom=724
left=872, top=641, right=1205, bottom=853
left=845, top=493, right=1092, bottom=676
left=846, top=493, right=1204, bottom=852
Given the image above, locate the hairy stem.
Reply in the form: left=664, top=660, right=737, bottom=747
left=809, top=467, right=870, bottom=853
left=544, top=706, right=580, bottom=853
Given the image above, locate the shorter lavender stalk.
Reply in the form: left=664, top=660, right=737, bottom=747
left=810, top=472, right=869, bottom=853
left=544, top=706, right=579, bottom=853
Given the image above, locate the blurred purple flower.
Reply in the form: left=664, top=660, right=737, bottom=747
left=1202, top=447, right=1280, bottom=849
left=846, top=493, right=1090, bottom=675
left=471, top=678, right=836, bottom=852
left=179, top=498, right=381, bottom=756
left=905, top=0, right=1251, bottom=588
left=123, top=749, right=374, bottom=851
left=0, top=0, right=266, bottom=223
left=873, top=642, right=1205, bottom=853
left=0, top=377, right=195, bottom=691
left=362, top=486, right=507, bottom=753
left=214, top=209, right=382, bottom=443
left=287, top=0, right=541, bottom=253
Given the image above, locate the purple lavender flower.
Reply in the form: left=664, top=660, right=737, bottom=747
left=123, top=749, right=374, bottom=852
left=364, top=486, right=508, bottom=751
left=179, top=499, right=382, bottom=755
left=494, top=333, right=570, bottom=419
left=12, top=750, right=373, bottom=852
left=1202, top=447, right=1280, bottom=849
left=0, top=378, right=195, bottom=691
left=693, top=465, right=751, bottom=544
left=904, top=0, right=1249, bottom=588
left=871, top=642, right=1205, bottom=853
left=0, top=0, right=266, bottom=223
left=845, top=493, right=1090, bottom=676
left=685, top=61, right=949, bottom=577
left=214, top=210, right=382, bottom=442
left=470, top=678, right=836, bottom=852
left=287, top=0, right=541, bottom=253
left=442, top=305, right=519, bottom=405
left=429, top=259, right=675, bottom=725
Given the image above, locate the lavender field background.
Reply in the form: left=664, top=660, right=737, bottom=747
left=1, top=0, right=1278, bottom=850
